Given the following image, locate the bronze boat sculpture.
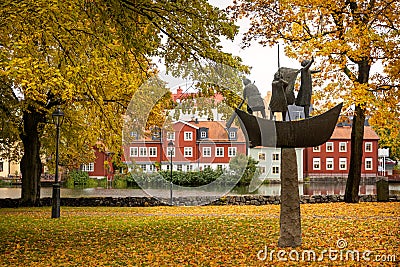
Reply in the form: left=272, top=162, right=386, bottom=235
left=234, top=103, right=343, bottom=148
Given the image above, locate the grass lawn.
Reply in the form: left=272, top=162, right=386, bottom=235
left=0, top=202, right=399, bottom=266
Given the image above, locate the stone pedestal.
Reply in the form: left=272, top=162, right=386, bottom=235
left=278, top=148, right=302, bottom=247
left=376, top=177, right=389, bottom=202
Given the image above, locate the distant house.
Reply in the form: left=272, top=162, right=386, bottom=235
left=0, top=158, right=19, bottom=178
left=124, top=120, right=247, bottom=172
left=81, top=147, right=114, bottom=180
left=249, top=147, right=304, bottom=182
left=303, top=125, right=379, bottom=178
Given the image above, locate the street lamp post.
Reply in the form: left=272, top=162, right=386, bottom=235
left=51, top=107, right=64, bottom=218
left=168, top=141, right=174, bottom=205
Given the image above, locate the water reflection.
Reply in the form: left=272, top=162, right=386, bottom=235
left=1, top=183, right=399, bottom=199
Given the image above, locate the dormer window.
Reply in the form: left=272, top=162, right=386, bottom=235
left=197, top=127, right=209, bottom=140
left=227, top=127, right=238, bottom=141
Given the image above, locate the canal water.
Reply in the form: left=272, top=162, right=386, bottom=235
left=1, top=183, right=399, bottom=199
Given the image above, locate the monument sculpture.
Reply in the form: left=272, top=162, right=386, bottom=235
left=242, top=78, right=266, bottom=118
left=231, top=56, right=342, bottom=248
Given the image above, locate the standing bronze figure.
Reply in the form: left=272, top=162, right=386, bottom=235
left=295, top=57, right=320, bottom=118
left=243, top=78, right=266, bottom=118
left=269, top=72, right=289, bottom=121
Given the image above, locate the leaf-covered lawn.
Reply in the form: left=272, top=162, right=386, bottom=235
left=0, top=203, right=398, bottom=266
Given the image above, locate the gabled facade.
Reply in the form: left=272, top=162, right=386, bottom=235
left=81, top=147, right=114, bottom=180
left=303, top=125, right=379, bottom=178
left=124, top=120, right=247, bottom=172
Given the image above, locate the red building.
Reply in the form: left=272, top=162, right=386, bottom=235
left=123, top=120, right=246, bottom=172
left=303, top=125, right=379, bottom=178
left=81, top=147, right=114, bottom=180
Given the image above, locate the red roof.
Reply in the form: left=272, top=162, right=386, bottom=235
left=331, top=126, right=379, bottom=140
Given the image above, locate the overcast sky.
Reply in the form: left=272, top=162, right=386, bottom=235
left=209, top=0, right=300, bottom=97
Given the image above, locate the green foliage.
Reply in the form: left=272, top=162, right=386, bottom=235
left=68, top=170, right=90, bottom=185
left=229, top=154, right=260, bottom=186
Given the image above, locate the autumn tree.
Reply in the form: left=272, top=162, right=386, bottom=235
left=0, top=0, right=240, bottom=206
left=230, top=0, right=400, bottom=202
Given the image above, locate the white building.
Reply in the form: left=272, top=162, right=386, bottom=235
left=249, top=147, right=304, bottom=182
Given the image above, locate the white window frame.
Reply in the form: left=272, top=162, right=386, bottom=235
left=167, top=147, right=175, bottom=157
left=272, top=153, right=280, bottom=161
left=200, top=131, right=207, bottom=138
left=149, top=147, right=157, bottom=157
left=130, top=147, right=138, bottom=157
left=177, top=164, right=183, bottom=171
left=167, top=132, right=175, bottom=141
left=229, top=131, right=236, bottom=139
left=272, top=166, right=280, bottom=174
left=82, top=163, right=94, bottom=172
left=326, top=142, right=334, bottom=152
left=228, top=147, right=237, bottom=157
left=326, top=158, right=334, bottom=170
left=184, top=147, right=193, bottom=157
left=313, top=146, right=321, bottom=152
left=202, top=147, right=211, bottom=157
left=186, top=165, right=193, bottom=171
left=259, top=166, right=266, bottom=174
left=140, top=164, right=147, bottom=171
left=365, top=142, right=373, bottom=152
left=365, top=158, right=373, bottom=170
left=139, top=147, right=147, bottom=157
left=184, top=131, right=193, bottom=141
left=149, top=164, right=156, bottom=172
left=339, top=158, right=347, bottom=170
left=339, top=142, right=347, bottom=152
left=258, top=152, right=266, bottom=161
left=313, top=158, right=321, bottom=170
left=216, top=147, right=224, bottom=157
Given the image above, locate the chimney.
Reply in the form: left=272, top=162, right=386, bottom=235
left=195, top=118, right=199, bottom=124
left=177, top=87, right=183, bottom=95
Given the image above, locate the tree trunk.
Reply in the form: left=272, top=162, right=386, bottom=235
left=20, top=109, right=43, bottom=206
left=345, top=105, right=365, bottom=203
left=345, top=62, right=370, bottom=203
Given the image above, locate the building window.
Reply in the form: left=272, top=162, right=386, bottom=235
left=184, top=131, right=193, bottom=141
left=313, top=146, right=321, bottom=152
left=149, top=165, right=156, bottom=172
left=202, top=147, right=211, bottom=157
left=229, top=131, right=236, bottom=139
left=313, top=158, right=321, bottom=170
left=201, top=131, right=207, bottom=138
left=339, top=142, right=347, bottom=152
left=339, top=158, right=347, bottom=170
left=130, top=147, right=138, bottom=157
left=365, top=158, right=373, bottom=170
left=272, top=166, right=280, bottom=174
left=258, top=153, right=266, bottom=161
left=140, top=164, right=147, bottom=171
left=149, top=147, right=157, bottom=157
left=204, top=165, right=211, bottom=170
left=167, top=132, right=175, bottom=141
left=82, top=163, right=94, bottom=172
left=167, top=147, right=175, bottom=157
left=177, top=164, right=183, bottom=171
left=272, top=153, right=280, bottom=161
left=217, top=165, right=223, bottom=170
left=0, top=161, right=3, bottom=172
left=259, top=166, right=266, bottom=174
left=216, top=147, right=224, bottom=157
left=326, top=142, right=334, bottom=152
left=184, top=147, right=193, bottom=157
left=139, top=147, right=147, bottom=157
left=228, top=147, right=237, bottom=157
left=326, top=158, right=334, bottom=170
left=365, top=142, right=372, bottom=152
left=186, top=165, right=193, bottom=171
left=166, top=164, right=171, bottom=171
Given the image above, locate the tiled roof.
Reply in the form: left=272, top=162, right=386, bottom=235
left=186, top=120, right=246, bottom=142
left=331, top=125, right=379, bottom=140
